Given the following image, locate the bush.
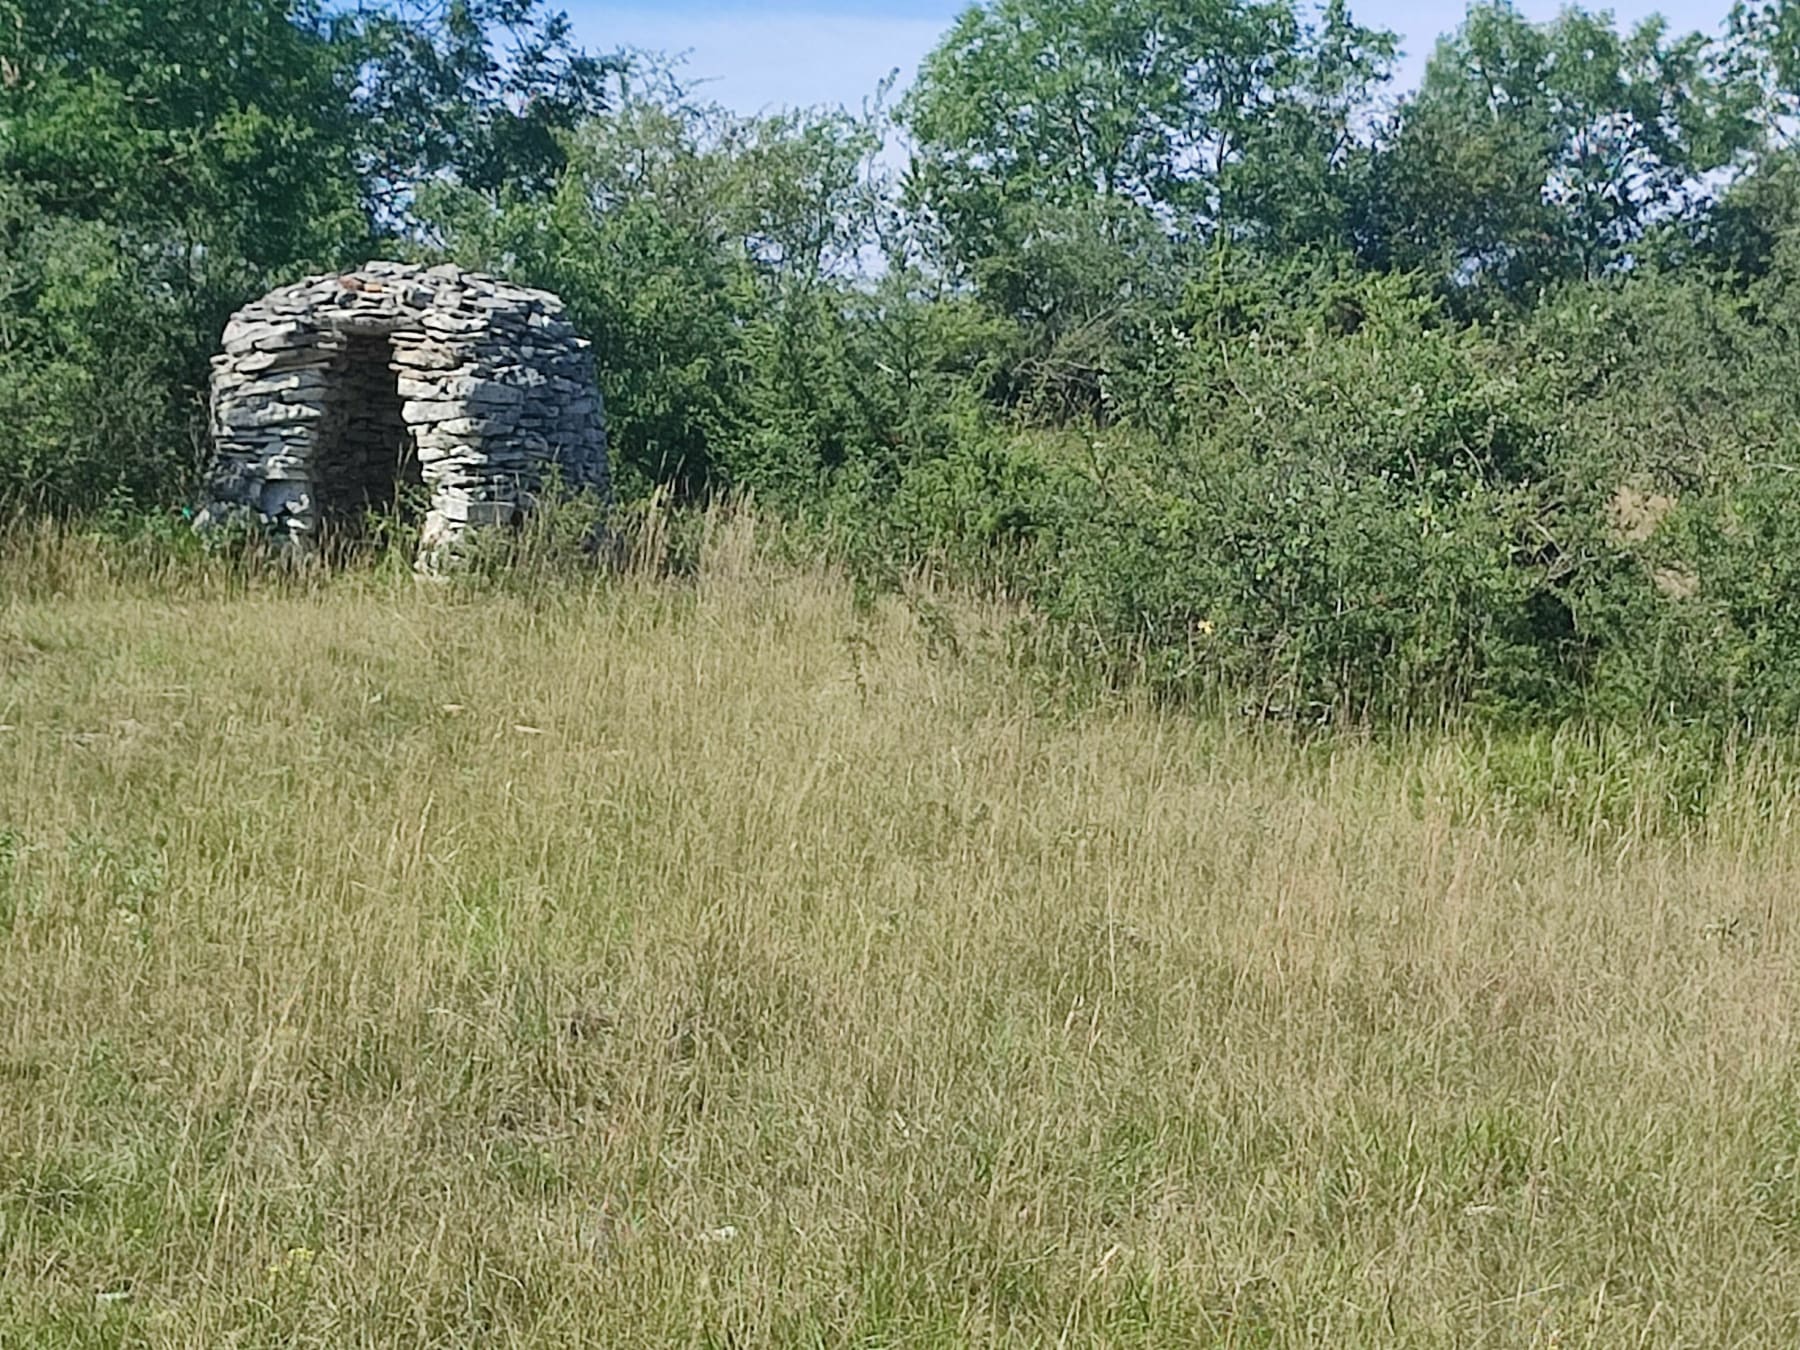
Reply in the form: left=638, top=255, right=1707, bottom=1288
left=855, top=278, right=1581, bottom=723
left=0, top=209, right=205, bottom=512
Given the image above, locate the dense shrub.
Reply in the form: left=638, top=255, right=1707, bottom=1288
left=21, top=0, right=1800, bottom=736
left=0, top=206, right=207, bottom=510
left=822, top=263, right=1800, bottom=732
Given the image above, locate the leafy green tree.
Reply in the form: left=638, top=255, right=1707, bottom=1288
left=353, top=0, right=622, bottom=223
left=902, top=0, right=1218, bottom=326
left=2, top=0, right=370, bottom=291
left=1729, top=0, right=1800, bottom=134
left=1373, top=2, right=1757, bottom=297
left=901, top=0, right=1395, bottom=416
left=424, top=90, right=905, bottom=496
left=1683, top=2, right=1800, bottom=280
left=1218, top=0, right=1397, bottom=254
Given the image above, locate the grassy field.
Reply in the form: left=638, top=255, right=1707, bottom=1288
left=4, top=520, right=1800, bottom=1347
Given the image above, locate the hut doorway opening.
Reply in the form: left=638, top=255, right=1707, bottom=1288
left=313, top=333, right=424, bottom=537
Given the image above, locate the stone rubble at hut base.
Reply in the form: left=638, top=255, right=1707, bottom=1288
left=199, top=260, right=610, bottom=568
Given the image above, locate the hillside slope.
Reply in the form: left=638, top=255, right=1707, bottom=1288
left=3, top=530, right=1800, bottom=1346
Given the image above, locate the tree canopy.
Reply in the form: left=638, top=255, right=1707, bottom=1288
left=14, top=0, right=1800, bottom=726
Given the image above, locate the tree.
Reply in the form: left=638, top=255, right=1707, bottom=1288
left=900, top=0, right=1395, bottom=415
left=1218, top=0, right=1397, bottom=255
left=0, top=0, right=618, bottom=511
left=1729, top=0, right=1800, bottom=143
left=423, top=89, right=893, bottom=495
left=351, top=0, right=623, bottom=224
left=1679, top=2, right=1800, bottom=280
left=1, top=0, right=370, bottom=286
left=1372, top=2, right=1757, bottom=297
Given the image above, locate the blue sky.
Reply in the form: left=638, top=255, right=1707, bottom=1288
left=573, top=1, right=1740, bottom=117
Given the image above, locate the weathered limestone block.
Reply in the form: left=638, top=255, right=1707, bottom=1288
left=220, top=401, right=324, bottom=430
left=396, top=374, right=531, bottom=404
left=419, top=311, right=489, bottom=338
left=436, top=490, right=518, bottom=526
left=389, top=340, right=466, bottom=371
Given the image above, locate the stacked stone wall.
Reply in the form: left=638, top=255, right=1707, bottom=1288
left=202, top=260, right=609, bottom=564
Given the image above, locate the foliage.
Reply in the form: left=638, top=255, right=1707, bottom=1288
left=1370, top=2, right=1759, bottom=298
left=422, top=89, right=999, bottom=500
left=354, top=0, right=623, bottom=222
left=901, top=0, right=1397, bottom=412
left=855, top=276, right=1570, bottom=722
left=0, top=0, right=616, bottom=513
left=1, top=0, right=370, bottom=270
left=0, top=189, right=200, bottom=509
left=17, top=0, right=1800, bottom=732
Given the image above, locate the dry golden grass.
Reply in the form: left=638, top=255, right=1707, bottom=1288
left=3, top=517, right=1800, bottom=1346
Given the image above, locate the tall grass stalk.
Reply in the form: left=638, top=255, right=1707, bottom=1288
left=3, top=519, right=1800, bottom=1345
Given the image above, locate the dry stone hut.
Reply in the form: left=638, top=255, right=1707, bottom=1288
left=201, top=260, right=609, bottom=563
